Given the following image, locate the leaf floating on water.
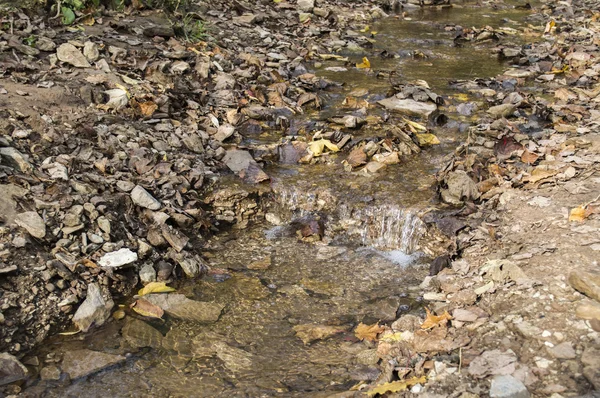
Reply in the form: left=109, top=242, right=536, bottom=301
left=355, top=322, right=384, bottom=341
left=366, top=376, right=427, bottom=397
left=131, top=299, right=164, bottom=319
left=138, top=281, right=176, bottom=296
left=356, top=57, right=371, bottom=69
left=308, top=139, right=339, bottom=157
left=420, top=308, right=452, bottom=330
left=416, top=133, right=440, bottom=146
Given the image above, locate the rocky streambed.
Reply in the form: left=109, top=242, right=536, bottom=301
left=1, top=0, right=600, bottom=397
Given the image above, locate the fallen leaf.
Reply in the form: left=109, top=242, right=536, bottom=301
left=526, top=168, right=559, bottom=183
left=356, top=57, right=371, bottom=69
left=308, top=139, right=339, bottom=156
left=138, top=281, right=176, bottom=296
left=544, top=19, right=556, bottom=35
left=131, top=298, right=164, bottom=319
left=139, top=101, right=158, bottom=117
left=420, top=308, right=452, bottom=330
left=366, top=376, right=427, bottom=397
left=403, top=117, right=427, bottom=132
left=355, top=322, right=384, bottom=341
left=521, top=149, right=539, bottom=164
left=416, top=133, right=440, bottom=146
left=360, top=25, right=370, bottom=33
left=569, top=205, right=587, bottom=222
left=102, top=88, right=129, bottom=110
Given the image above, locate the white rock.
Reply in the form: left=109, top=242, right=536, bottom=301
left=98, top=248, right=138, bottom=268
left=130, top=185, right=161, bottom=210
left=14, top=211, right=46, bottom=239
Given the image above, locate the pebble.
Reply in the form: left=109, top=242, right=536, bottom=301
left=130, top=185, right=161, bottom=210
left=546, top=342, right=576, bottom=359
left=490, top=375, right=530, bottom=398
left=98, top=248, right=138, bottom=268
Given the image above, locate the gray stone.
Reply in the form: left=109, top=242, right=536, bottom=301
left=130, top=185, right=161, bottom=210
left=98, top=248, right=138, bottom=268
left=0, top=353, right=28, bottom=386
left=487, top=103, right=516, bottom=119
left=490, top=375, right=530, bottom=398
left=222, top=149, right=255, bottom=173
left=83, top=41, right=99, bottom=62
left=213, top=124, right=235, bottom=142
left=144, top=294, right=224, bottom=323
left=116, top=180, right=135, bottom=192
left=297, top=0, right=315, bottom=12
left=139, top=263, right=157, bottom=284
left=0, top=147, right=33, bottom=173
left=546, top=342, right=576, bottom=359
left=377, top=97, right=437, bottom=117
left=40, top=365, right=61, bottom=380
left=121, top=318, right=163, bottom=349
left=14, top=211, right=46, bottom=238
left=72, top=283, right=114, bottom=332
left=453, top=308, right=479, bottom=322
left=56, top=43, right=91, bottom=68
left=61, top=349, right=125, bottom=380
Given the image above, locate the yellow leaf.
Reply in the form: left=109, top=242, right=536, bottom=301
left=421, top=308, right=452, bottom=330
left=416, top=133, right=440, bottom=146
left=366, top=376, right=427, bottom=397
left=360, top=25, right=370, bottom=33
left=308, top=139, right=339, bottom=157
left=356, top=57, right=371, bottom=69
left=371, top=31, right=378, bottom=35
left=355, top=322, right=384, bottom=341
left=59, top=329, right=81, bottom=336
left=544, top=19, right=556, bottom=35
left=569, top=205, right=589, bottom=222
left=403, top=117, right=427, bottom=132
left=131, top=299, right=164, bottom=319
left=454, top=93, right=469, bottom=101
left=380, top=332, right=404, bottom=343
left=138, top=281, right=176, bottom=296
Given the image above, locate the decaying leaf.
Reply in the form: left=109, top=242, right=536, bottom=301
left=138, top=281, right=176, bottom=296
left=131, top=298, right=164, bottom=319
left=521, top=149, right=539, bottom=164
left=366, top=376, right=427, bottom=397
left=403, top=117, right=427, bottom=132
left=420, top=308, right=452, bottom=330
left=356, top=57, right=371, bottom=69
left=139, top=101, right=158, bottom=117
left=355, top=322, right=384, bottom=341
left=308, top=139, right=339, bottom=156
left=416, top=133, right=440, bottom=146
left=525, top=167, right=559, bottom=183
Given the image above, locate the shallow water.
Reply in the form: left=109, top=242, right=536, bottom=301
left=25, top=2, right=537, bottom=397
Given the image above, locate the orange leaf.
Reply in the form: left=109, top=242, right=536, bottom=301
left=131, top=299, right=164, bottom=319
left=569, top=205, right=587, bottom=222
left=355, top=322, right=384, bottom=341
left=521, top=150, right=539, bottom=164
left=139, top=101, right=158, bottom=117
left=420, top=308, right=452, bottom=330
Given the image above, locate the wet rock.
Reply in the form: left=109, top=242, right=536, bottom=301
left=98, top=248, right=138, bottom=268
left=130, top=185, right=161, bottom=210
left=377, top=97, right=437, bottom=117
left=0, top=147, right=33, bottom=173
left=0, top=353, right=28, bottom=386
left=72, top=283, right=114, bottom=332
left=292, top=324, right=346, bottom=345
left=213, top=342, right=254, bottom=373
left=441, top=171, right=480, bottom=205
left=122, top=318, right=163, bottom=349
left=14, top=211, right=46, bottom=239
left=61, top=349, right=125, bottom=380
left=568, top=271, right=600, bottom=301
left=490, top=375, right=530, bottom=398
left=40, top=365, right=61, bottom=381
left=429, top=255, right=451, bottom=276
left=278, top=141, right=308, bottom=164
left=487, top=103, right=516, bottom=119
left=56, top=43, right=91, bottom=68
left=169, top=251, right=205, bottom=278
left=144, top=294, right=224, bottom=322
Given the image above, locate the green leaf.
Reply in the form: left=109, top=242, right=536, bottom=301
left=71, top=0, right=84, bottom=9
left=61, top=7, right=76, bottom=25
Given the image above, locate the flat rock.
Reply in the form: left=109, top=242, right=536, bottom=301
left=144, top=294, right=224, bottom=322
left=377, top=97, right=437, bottom=117
left=292, top=324, right=345, bottom=345
left=213, top=124, right=235, bottom=142
left=487, top=103, right=516, bottom=118
left=0, top=184, right=28, bottom=225
left=546, top=342, right=576, bottom=359
left=576, top=302, right=600, bottom=321
left=122, top=318, right=163, bottom=349
left=453, top=308, right=479, bottom=322
left=213, top=342, right=254, bottom=373
left=130, top=185, right=161, bottom=210
left=161, top=225, right=189, bottom=252
left=56, top=43, right=91, bottom=68
left=61, top=349, right=125, bottom=380
left=98, top=248, right=138, bottom=268
left=72, top=283, right=114, bottom=332
left=0, top=353, right=28, bottom=386
left=569, top=271, right=600, bottom=301
left=0, top=147, right=33, bottom=173
left=222, top=149, right=255, bottom=173
left=14, top=211, right=46, bottom=239
left=490, top=375, right=530, bottom=398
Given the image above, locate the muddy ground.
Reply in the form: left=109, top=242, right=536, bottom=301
left=0, top=0, right=600, bottom=396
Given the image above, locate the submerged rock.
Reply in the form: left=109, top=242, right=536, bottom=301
left=144, top=294, right=224, bottom=322
left=122, top=318, right=163, bottom=349
left=0, top=352, right=28, bottom=386
left=72, top=283, right=114, bottom=332
left=61, top=349, right=126, bottom=380
left=213, top=342, right=254, bottom=373
left=377, top=97, right=437, bottom=117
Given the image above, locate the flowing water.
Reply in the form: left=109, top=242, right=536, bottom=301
left=24, top=2, right=537, bottom=397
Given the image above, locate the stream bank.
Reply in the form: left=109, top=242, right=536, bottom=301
left=1, top=0, right=600, bottom=396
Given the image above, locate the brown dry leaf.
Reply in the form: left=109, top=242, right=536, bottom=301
left=347, top=145, right=367, bottom=168
left=355, top=322, right=384, bottom=341
left=521, top=149, right=539, bottom=164
left=139, top=101, right=158, bottom=117
left=420, top=308, right=453, bottom=330
left=526, top=168, right=559, bottom=183
left=138, top=281, right=176, bottom=296
left=131, top=298, right=164, bottom=319
left=569, top=205, right=587, bottom=222
left=343, top=96, right=369, bottom=109
left=240, top=53, right=264, bottom=68
left=81, top=258, right=98, bottom=268
left=366, top=376, right=427, bottom=397
left=297, top=93, right=321, bottom=108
